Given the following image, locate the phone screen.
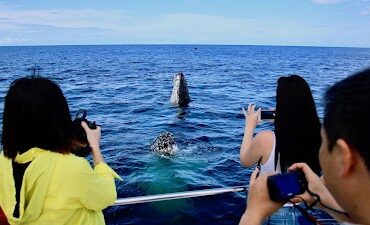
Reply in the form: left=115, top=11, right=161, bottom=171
left=261, top=110, right=275, bottom=120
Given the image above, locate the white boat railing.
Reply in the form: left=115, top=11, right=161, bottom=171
left=111, top=185, right=339, bottom=223
left=112, top=185, right=247, bottom=206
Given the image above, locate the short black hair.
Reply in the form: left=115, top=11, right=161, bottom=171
left=324, top=68, right=370, bottom=171
left=1, top=76, right=73, bottom=159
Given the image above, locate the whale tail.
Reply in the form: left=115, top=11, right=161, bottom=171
left=150, top=132, right=178, bottom=155
left=170, top=72, right=190, bottom=107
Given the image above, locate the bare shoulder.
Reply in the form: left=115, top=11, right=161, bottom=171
left=254, top=130, right=274, bottom=144
left=252, top=130, right=274, bottom=158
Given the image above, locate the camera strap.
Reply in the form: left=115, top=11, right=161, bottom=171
left=306, top=188, right=352, bottom=219
left=289, top=187, right=352, bottom=224
left=256, top=157, right=262, bottom=177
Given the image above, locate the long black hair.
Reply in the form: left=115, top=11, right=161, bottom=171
left=274, top=75, right=321, bottom=175
left=2, top=76, right=73, bottom=159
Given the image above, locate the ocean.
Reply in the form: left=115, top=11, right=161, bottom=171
left=0, top=45, right=369, bottom=224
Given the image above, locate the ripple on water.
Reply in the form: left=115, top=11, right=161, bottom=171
left=1, top=45, right=367, bottom=225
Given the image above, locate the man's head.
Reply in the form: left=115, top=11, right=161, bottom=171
left=319, top=68, right=370, bottom=222
left=323, top=68, right=370, bottom=171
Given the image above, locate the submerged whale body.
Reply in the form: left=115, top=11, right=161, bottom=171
left=170, top=72, right=190, bottom=107
left=150, top=132, right=178, bottom=155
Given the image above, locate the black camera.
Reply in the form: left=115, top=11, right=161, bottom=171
left=261, top=110, right=275, bottom=120
left=71, top=109, right=97, bottom=157
left=267, top=170, right=307, bottom=202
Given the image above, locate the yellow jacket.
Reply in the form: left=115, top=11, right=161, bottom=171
left=0, top=147, right=122, bottom=225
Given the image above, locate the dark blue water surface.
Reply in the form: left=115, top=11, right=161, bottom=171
left=1, top=45, right=370, bottom=225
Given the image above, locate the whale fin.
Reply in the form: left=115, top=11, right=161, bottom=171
left=170, top=72, right=190, bottom=107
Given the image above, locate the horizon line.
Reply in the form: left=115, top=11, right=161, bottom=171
left=1, top=43, right=370, bottom=49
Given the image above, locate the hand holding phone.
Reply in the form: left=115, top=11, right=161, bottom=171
left=242, top=104, right=261, bottom=128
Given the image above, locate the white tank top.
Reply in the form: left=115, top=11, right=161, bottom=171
left=260, top=131, right=281, bottom=174
left=259, top=132, right=294, bottom=207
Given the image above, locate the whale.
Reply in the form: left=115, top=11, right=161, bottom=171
left=170, top=72, right=190, bottom=107
left=150, top=132, right=178, bottom=155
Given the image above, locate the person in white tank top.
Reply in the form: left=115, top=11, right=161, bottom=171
left=259, top=131, right=281, bottom=174
left=239, top=75, right=333, bottom=224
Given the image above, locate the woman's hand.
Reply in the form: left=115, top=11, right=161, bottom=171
left=81, top=121, right=101, bottom=152
left=240, top=104, right=264, bottom=167
left=81, top=121, right=105, bottom=165
left=242, top=104, right=261, bottom=129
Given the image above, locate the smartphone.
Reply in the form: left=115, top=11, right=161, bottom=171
left=267, top=170, right=307, bottom=202
left=261, top=110, right=275, bottom=120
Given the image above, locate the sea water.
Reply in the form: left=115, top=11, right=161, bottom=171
left=0, top=45, right=369, bottom=225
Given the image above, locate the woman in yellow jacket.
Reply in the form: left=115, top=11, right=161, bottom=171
left=0, top=76, right=122, bottom=225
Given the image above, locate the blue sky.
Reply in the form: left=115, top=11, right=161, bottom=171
left=0, top=0, right=370, bottom=47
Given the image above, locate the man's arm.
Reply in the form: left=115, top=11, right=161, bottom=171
left=289, top=163, right=353, bottom=223
left=239, top=211, right=265, bottom=225
left=239, top=169, right=283, bottom=225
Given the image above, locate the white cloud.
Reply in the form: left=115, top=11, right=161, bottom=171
left=311, top=0, right=349, bottom=4
left=0, top=2, right=369, bottom=47
left=0, top=3, right=261, bottom=45
left=110, top=13, right=265, bottom=44
left=0, top=4, right=129, bottom=30
left=361, top=7, right=370, bottom=15
left=0, top=37, right=27, bottom=44
left=312, top=0, right=370, bottom=17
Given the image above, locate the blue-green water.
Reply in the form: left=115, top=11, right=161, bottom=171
left=0, top=45, right=370, bottom=224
